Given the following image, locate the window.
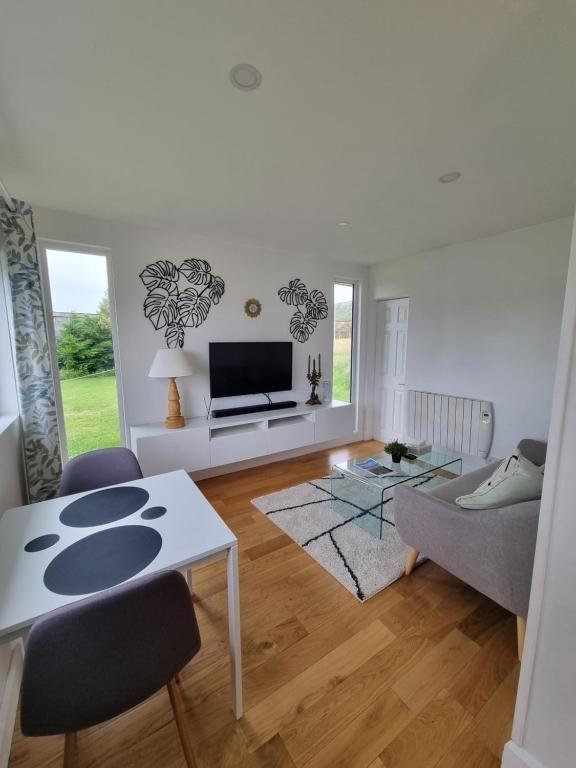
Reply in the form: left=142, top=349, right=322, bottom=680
left=333, top=282, right=355, bottom=402
left=40, top=245, right=122, bottom=460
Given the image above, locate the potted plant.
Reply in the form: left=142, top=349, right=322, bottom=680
left=385, top=440, right=409, bottom=464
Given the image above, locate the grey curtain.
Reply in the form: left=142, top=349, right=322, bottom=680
left=0, top=198, right=62, bottom=501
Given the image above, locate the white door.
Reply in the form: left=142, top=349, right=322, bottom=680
left=375, top=298, right=409, bottom=441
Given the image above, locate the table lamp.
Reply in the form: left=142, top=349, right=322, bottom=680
left=148, top=349, right=194, bottom=429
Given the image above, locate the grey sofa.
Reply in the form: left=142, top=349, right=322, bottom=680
left=394, top=438, right=546, bottom=658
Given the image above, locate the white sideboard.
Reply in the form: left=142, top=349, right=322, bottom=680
left=130, top=401, right=356, bottom=476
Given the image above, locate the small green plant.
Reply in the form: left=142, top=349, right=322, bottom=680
left=384, top=440, right=409, bottom=463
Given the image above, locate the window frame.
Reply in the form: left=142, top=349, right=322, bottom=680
left=38, top=239, right=126, bottom=464
left=333, top=278, right=359, bottom=406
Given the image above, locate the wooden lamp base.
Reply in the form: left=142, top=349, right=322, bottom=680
left=165, top=377, right=185, bottom=429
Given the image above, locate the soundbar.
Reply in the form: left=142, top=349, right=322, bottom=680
left=211, top=400, right=298, bottom=418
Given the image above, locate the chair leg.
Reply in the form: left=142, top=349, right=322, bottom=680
left=405, top=547, right=419, bottom=576
left=63, top=732, right=78, bottom=768
left=517, top=616, right=527, bottom=661
left=167, top=677, right=197, bottom=768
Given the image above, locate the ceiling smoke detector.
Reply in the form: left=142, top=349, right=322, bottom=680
left=438, top=171, right=462, bottom=184
left=229, top=64, right=262, bottom=91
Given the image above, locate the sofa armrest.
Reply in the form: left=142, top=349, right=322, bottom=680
left=426, top=462, right=498, bottom=504
left=394, top=484, right=540, bottom=617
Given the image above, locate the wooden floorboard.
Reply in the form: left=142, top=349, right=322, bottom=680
left=9, top=440, right=519, bottom=768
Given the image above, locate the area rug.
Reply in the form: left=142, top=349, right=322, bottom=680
left=252, top=473, right=440, bottom=602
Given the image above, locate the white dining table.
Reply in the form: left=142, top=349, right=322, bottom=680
left=0, top=469, right=242, bottom=718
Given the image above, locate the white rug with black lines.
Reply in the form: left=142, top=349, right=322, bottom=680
left=251, top=473, right=439, bottom=602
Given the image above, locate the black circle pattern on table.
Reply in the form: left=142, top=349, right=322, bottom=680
left=141, top=506, right=167, bottom=520
left=59, top=487, right=150, bottom=528
left=43, top=525, right=162, bottom=596
left=25, top=534, right=60, bottom=553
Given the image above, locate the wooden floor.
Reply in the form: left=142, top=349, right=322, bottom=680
left=9, top=441, right=519, bottom=768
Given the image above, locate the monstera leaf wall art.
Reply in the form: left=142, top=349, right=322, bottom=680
left=278, top=278, right=328, bottom=343
left=140, top=259, right=225, bottom=348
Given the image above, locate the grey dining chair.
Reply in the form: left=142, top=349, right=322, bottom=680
left=20, top=570, right=201, bottom=768
left=59, top=447, right=143, bottom=496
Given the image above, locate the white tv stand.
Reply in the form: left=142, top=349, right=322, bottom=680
left=130, top=400, right=356, bottom=476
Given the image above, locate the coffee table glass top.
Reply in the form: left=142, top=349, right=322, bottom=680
left=331, top=449, right=463, bottom=539
left=334, top=449, right=462, bottom=489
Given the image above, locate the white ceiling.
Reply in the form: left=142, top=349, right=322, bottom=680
left=1, top=1, right=575, bottom=264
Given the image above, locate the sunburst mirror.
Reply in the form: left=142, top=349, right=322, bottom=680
left=244, top=298, right=262, bottom=318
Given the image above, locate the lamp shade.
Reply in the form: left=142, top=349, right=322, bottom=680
left=148, top=349, right=194, bottom=378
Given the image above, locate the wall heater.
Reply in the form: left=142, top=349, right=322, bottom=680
left=406, top=390, right=494, bottom=458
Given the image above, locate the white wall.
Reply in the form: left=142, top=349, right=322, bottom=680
left=0, top=417, right=24, bottom=515
left=0, top=255, right=25, bottom=512
left=0, top=260, right=19, bottom=420
left=0, top=416, right=24, bottom=768
left=0, top=257, right=25, bottom=768
left=503, top=215, right=576, bottom=768
left=368, top=217, right=573, bottom=457
left=33, top=208, right=368, bottom=436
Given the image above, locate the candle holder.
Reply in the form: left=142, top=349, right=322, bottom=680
left=306, top=354, right=322, bottom=406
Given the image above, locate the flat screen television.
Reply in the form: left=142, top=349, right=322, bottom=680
left=209, top=342, right=293, bottom=398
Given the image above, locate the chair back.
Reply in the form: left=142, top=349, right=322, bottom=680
left=20, top=570, right=201, bottom=735
left=59, top=447, right=143, bottom=496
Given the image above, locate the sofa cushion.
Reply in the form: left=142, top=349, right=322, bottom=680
left=455, top=453, right=544, bottom=510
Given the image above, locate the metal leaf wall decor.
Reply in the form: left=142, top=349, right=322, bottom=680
left=278, top=278, right=328, bottom=343
left=140, top=259, right=225, bottom=348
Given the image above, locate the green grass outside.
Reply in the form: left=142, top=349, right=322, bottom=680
left=333, top=337, right=352, bottom=402
left=60, top=372, right=121, bottom=457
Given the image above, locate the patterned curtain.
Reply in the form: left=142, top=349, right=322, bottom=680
left=0, top=198, right=62, bottom=501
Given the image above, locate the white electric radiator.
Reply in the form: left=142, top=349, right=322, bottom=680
left=406, top=390, right=493, bottom=458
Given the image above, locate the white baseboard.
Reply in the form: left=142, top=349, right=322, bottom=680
left=502, top=742, right=547, bottom=768
left=190, top=432, right=366, bottom=480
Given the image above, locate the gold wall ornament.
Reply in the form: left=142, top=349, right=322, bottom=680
left=244, top=298, right=262, bottom=318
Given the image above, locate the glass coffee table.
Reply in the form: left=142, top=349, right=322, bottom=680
left=331, top=449, right=462, bottom=539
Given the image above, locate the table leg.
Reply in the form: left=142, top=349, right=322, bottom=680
left=226, top=542, right=243, bottom=718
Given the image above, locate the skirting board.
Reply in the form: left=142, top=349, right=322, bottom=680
left=502, top=742, right=547, bottom=768
left=190, top=432, right=364, bottom=480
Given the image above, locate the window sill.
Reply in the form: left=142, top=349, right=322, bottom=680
left=0, top=414, right=19, bottom=437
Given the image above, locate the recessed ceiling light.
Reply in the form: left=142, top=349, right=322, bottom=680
left=337, top=221, right=350, bottom=227
left=438, top=171, right=462, bottom=184
left=229, top=64, right=262, bottom=91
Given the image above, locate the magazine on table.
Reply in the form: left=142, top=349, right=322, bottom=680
left=354, top=458, right=404, bottom=477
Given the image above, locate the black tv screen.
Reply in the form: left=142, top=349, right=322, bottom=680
left=209, top=342, right=293, bottom=398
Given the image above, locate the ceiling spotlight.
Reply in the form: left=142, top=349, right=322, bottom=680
left=229, top=64, right=262, bottom=91
left=438, top=171, right=462, bottom=184
left=337, top=221, right=350, bottom=227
